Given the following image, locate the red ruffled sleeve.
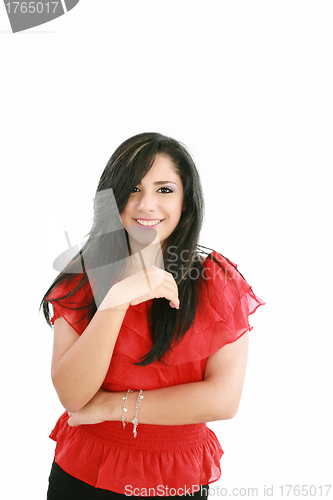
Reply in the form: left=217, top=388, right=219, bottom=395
left=200, top=251, right=265, bottom=342
left=46, top=274, right=93, bottom=335
left=159, top=251, right=265, bottom=366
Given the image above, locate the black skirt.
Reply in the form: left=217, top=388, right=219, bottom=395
left=47, top=460, right=210, bottom=500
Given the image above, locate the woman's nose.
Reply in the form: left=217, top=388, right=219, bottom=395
left=136, top=192, right=157, bottom=211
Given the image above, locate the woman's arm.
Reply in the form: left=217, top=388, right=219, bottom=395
left=51, top=305, right=129, bottom=413
left=51, top=267, right=180, bottom=413
left=68, top=331, right=249, bottom=426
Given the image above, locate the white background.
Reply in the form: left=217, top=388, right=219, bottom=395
left=1, top=1, right=332, bottom=498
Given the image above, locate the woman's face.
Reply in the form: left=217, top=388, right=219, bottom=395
left=120, top=154, right=184, bottom=248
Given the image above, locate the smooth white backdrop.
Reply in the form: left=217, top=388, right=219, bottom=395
left=1, top=1, right=332, bottom=498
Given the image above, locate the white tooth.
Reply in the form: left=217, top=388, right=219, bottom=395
left=137, top=219, right=161, bottom=226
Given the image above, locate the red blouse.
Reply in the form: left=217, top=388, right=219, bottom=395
left=47, top=251, right=265, bottom=495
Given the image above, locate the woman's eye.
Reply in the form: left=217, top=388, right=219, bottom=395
left=158, top=187, right=174, bottom=193
left=131, top=186, right=174, bottom=193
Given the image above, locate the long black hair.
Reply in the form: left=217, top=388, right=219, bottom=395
left=40, top=132, right=237, bottom=365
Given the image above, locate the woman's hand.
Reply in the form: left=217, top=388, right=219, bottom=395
left=67, top=389, right=112, bottom=427
left=99, top=266, right=180, bottom=311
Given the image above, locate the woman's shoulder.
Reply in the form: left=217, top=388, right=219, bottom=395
left=198, top=249, right=265, bottom=326
left=46, top=274, right=93, bottom=334
left=47, top=273, right=92, bottom=300
left=199, top=250, right=247, bottom=293
left=201, top=249, right=237, bottom=269
left=167, top=250, right=265, bottom=364
left=197, top=249, right=264, bottom=320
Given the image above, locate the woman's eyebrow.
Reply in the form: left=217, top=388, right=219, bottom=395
left=138, top=180, right=178, bottom=186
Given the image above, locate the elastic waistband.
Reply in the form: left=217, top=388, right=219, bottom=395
left=82, top=420, right=209, bottom=451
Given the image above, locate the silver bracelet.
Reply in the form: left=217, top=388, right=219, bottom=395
left=132, top=390, right=144, bottom=438
left=121, top=389, right=133, bottom=429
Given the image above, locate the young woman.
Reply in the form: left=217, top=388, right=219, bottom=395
left=41, top=132, right=265, bottom=499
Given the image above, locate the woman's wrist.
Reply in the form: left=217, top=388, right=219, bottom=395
left=104, top=390, right=139, bottom=423
left=98, top=282, right=130, bottom=312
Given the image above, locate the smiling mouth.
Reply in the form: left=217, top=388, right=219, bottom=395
left=135, top=219, right=164, bottom=227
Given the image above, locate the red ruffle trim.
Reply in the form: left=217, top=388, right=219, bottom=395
left=47, top=274, right=92, bottom=334
left=50, top=412, right=223, bottom=494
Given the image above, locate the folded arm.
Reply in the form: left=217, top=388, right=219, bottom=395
left=68, top=331, right=249, bottom=427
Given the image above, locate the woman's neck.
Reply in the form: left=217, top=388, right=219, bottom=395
left=127, top=234, right=164, bottom=271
